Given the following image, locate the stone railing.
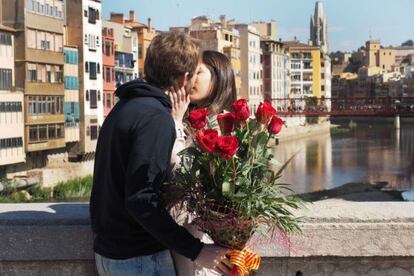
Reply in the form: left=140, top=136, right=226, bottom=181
left=1, top=200, right=414, bottom=276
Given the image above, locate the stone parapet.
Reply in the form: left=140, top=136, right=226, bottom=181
left=0, top=200, right=413, bottom=275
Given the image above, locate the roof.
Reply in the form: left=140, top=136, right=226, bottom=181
left=0, top=24, right=16, bottom=32
left=283, top=40, right=319, bottom=50
left=125, top=20, right=148, bottom=29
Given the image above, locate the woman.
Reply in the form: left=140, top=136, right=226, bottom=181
left=169, top=50, right=237, bottom=169
left=168, top=50, right=237, bottom=276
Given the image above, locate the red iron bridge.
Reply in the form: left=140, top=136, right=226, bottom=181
left=270, top=97, right=414, bottom=116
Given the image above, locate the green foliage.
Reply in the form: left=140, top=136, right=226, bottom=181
left=0, top=175, right=92, bottom=203
left=52, top=175, right=93, bottom=201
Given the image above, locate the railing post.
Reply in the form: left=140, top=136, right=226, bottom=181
left=394, top=114, right=400, bottom=130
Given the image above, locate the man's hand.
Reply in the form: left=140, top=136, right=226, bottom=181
left=195, top=244, right=233, bottom=275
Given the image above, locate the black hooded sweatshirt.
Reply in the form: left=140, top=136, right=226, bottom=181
left=90, top=79, right=203, bottom=260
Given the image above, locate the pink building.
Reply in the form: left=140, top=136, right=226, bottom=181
left=102, top=27, right=115, bottom=118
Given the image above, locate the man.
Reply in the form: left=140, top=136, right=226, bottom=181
left=90, top=32, right=230, bottom=275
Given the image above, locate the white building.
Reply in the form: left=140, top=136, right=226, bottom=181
left=66, top=0, right=103, bottom=158
left=234, top=24, right=263, bottom=115
left=0, top=26, right=25, bottom=167
left=261, top=39, right=290, bottom=111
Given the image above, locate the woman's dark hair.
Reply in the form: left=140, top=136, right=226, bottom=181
left=199, top=50, right=237, bottom=115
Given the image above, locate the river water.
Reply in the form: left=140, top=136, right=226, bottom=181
left=272, top=117, right=414, bottom=194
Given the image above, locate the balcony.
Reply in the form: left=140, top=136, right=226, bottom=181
left=26, top=138, right=66, bottom=152
left=26, top=114, right=65, bottom=125
left=26, top=48, right=64, bottom=65
left=25, top=82, right=64, bottom=96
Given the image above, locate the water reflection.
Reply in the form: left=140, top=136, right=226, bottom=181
left=273, top=118, right=414, bottom=194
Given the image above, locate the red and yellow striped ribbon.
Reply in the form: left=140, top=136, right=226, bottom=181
left=228, top=247, right=261, bottom=276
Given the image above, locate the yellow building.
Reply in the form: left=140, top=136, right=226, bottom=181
left=283, top=41, right=322, bottom=100
left=365, top=40, right=396, bottom=72
left=3, top=0, right=66, bottom=153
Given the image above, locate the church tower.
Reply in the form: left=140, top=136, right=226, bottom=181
left=310, top=1, right=328, bottom=53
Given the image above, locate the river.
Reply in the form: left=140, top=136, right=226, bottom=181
left=273, top=117, right=414, bottom=194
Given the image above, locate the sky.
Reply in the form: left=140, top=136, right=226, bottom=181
left=102, top=0, right=414, bottom=52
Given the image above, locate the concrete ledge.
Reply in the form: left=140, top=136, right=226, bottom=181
left=1, top=201, right=414, bottom=275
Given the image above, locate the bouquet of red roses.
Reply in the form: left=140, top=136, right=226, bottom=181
left=173, top=99, right=303, bottom=275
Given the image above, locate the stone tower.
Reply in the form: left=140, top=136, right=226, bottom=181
left=310, top=1, right=328, bottom=53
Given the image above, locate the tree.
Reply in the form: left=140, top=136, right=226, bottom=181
left=401, top=39, right=414, bottom=46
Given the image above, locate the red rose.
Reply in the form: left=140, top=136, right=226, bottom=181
left=232, top=99, right=250, bottom=121
left=256, top=102, right=276, bottom=124
left=196, top=129, right=218, bottom=153
left=217, top=113, right=236, bottom=134
left=216, top=136, right=239, bottom=159
left=268, top=116, right=285, bottom=134
left=188, top=109, right=209, bottom=129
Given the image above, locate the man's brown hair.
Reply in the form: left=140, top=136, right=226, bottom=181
left=144, top=31, right=200, bottom=89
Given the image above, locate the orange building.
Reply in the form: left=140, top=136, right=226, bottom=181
left=124, top=11, right=157, bottom=78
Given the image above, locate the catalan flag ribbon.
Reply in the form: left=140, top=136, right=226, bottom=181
left=228, top=247, right=261, bottom=276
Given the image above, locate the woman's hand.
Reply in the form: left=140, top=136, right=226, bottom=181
left=168, top=85, right=190, bottom=122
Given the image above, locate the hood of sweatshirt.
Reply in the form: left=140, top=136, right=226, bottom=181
left=115, top=78, right=171, bottom=109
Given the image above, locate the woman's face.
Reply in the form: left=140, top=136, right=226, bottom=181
left=189, top=63, right=212, bottom=105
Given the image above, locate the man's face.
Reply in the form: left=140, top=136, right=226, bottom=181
left=184, top=63, right=201, bottom=94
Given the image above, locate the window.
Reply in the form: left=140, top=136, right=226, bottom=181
left=105, top=67, right=111, bottom=82
left=28, top=63, right=37, bottom=81
left=37, top=31, right=45, bottom=49
left=0, top=101, right=22, bottom=113
left=97, top=63, right=100, bottom=74
left=90, top=125, right=98, bottom=140
left=28, top=97, right=36, bottom=114
left=56, top=96, right=63, bottom=114
left=48, top=124, right=56, bottom=139
left=106, top=93, right=111, bottom=108
left=88, top=7, right=97, bottom=24
left=138, top=44, right=143, bottom=59
left=29, top=126, right=38, bottom=142
left=37, top=65, right=46, bottom=82
left=88, top=34, right=96, bottom=50
left=55, top=34, right=63, bottom=52
left=44, top=32, right=52, bottom=50
left=0, top=137, right=23, bottom=149
left=27, top=29, right=36, bottom=48
left=55, top=66, right=63, bottom=82
left=105, top=40, right=111, bottom=56
left=39, top=125, right=47, bottom=141
left=56, top=124, right=64, bottom=138
left=0, top=69, right=12, bottom=90
left=89, top=62, right=97, bottom=80
left=86, top=90, right=90, bottom=101
left=27, top=0, right=35, bottom=11
left=46, top=65, right=52, bottom=82
left=85, top=62, right=89, bottom=73
left=90, top=90, right=97, bottom=108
